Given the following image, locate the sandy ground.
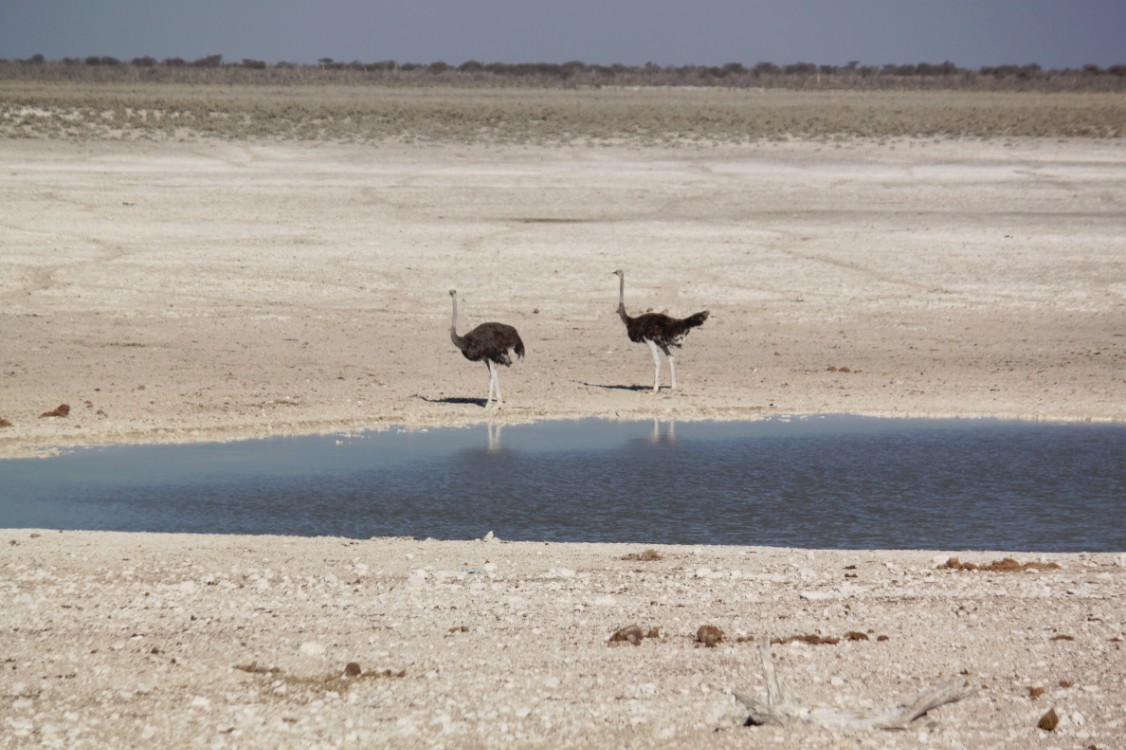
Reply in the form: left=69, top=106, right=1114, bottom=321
left=1, top=137, right=1124, bottom=457
left=2, top=136, right=1125, bottom=747
left=3, top=532, right=1125, bottom=749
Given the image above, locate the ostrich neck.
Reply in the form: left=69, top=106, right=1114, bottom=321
left=450, top=295, right=463, bottom=346
left=617, top=274, right=630, bottom=323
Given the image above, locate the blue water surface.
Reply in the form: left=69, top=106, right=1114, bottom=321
left=1, top=416, right=1123, bottom=551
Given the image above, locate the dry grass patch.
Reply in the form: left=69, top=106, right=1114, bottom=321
left=621, top=549, right=663, bottom=562
left=235, top=661, right=406, bottom=699
left=939, top=557, right=1061, bottom=572
left=3, top=83, right=1124, bottom=143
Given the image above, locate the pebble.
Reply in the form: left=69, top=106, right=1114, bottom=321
left=299, top=641, right=326, bottom=657
left=799, top=590, right=834, bottom=601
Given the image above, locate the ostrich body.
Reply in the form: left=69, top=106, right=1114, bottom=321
left=613, top=269, right=708, bottom=392
left=449, top=289, right=524, bottom=406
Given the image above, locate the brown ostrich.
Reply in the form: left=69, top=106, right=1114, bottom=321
left=613, top=269, right=708, bottom=392
left=448, top=289, right=525, bottom=407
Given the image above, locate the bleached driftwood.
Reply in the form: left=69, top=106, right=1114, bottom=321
left=733, top=638, right=975, bottom=730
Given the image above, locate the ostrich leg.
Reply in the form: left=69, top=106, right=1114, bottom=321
left=646, top=340, right=662, bottom=392
left=483, top=360, right=501, bottom=406
left=493, top=361, right=503, bottom=406
left=668, top=353, right=677, bottom=389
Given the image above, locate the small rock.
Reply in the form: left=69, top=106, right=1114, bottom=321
left=299, top=641, right=326, bottom=658
left=344, top=662, right=362, bottom=677
left=1037, top=707, right=1059, bottom=731
left=39, top=404, right=70, bottom=418
left=696, top=625, right=724, bottom=647
left=799, top=591, right=833, bottom=601
left=609, top=624, right=645, bottom=646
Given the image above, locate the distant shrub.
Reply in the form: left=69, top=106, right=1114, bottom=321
left=1, top=54, right=1124, bottom=95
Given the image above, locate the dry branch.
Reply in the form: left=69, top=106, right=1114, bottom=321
left=734, top=637, right=974, bottom=729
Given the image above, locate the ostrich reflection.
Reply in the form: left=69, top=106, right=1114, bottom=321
left=650, top=418, right=676, bottom=443
left=487, top=421, right=504, bottom=452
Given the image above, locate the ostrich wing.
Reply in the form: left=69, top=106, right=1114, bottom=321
left=461, top=323, right=525, bottom=364
left=627, top=310, right=709, bottom=348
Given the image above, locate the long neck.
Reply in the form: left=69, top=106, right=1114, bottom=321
left=616, top=274, right=630, bottom=323
left=450, top=294, right=462, bottom=347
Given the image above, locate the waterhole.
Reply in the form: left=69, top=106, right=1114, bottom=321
left=1, top=416, right=1123, bottom=551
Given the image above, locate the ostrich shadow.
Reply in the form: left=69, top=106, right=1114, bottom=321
left=415, top=394, right=489, bottom=408
left=573, top=380, right=652, bottom=392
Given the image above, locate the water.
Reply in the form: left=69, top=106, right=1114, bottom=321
left=1, top=416, right=1124, bottom=551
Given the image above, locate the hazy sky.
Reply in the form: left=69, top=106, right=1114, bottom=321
left=1, top=0, right=1122, bottom=70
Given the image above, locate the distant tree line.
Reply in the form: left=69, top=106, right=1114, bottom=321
left=3, top=54, right=1125, bottom=91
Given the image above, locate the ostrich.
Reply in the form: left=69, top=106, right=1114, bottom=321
left=613, top=269, right=708, bottom=392
left=449, top=289, right=525, bottom=407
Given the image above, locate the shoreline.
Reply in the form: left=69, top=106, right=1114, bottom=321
left=6, top=407, right=1123, bottom=461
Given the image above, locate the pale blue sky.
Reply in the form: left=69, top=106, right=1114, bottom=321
left=1, top=0, right=1121, bottom=69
